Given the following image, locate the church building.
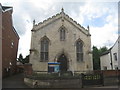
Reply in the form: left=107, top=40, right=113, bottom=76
left=30, top=8, right=93, bottom=73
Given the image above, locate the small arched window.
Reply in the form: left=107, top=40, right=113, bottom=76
left=60, top=28, right=65, bottom=41
left=76, top=40, right=83, bottom=61
left=40, top=37, right=49, bottom=61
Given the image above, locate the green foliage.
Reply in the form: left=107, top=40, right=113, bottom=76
left=99, top=46, right=108, bottom=55
left=18, top=54, right=29, bottom=64
left=92, top=46, right=108, bottom=70
left=18, top=54, right=24, bottom=64
left=24, top=55, right=29, bottom=63
left=92, top=46, right=100, bottom=70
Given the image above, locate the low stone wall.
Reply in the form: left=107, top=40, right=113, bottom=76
left=24, top=77, right=82, bottom=88
left=24, top=71, right=119, bottom=88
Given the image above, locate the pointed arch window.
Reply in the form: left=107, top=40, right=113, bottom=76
left=76, top=40, right=83, bottom=61
left=60, top=28, right=66, bottom=41
left=40, top=37, right=49, bottom=61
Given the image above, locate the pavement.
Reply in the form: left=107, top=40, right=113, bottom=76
left=2, top=73, right=29, bottom=88
left=1, top=73, right=119, bottom=90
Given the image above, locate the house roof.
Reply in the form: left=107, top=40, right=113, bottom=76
left=32, top=8, right=90, bottom=36
left=0, top=3, right=19, bottom=39
left=100, top=50, right=110, bottom=56
left=100, top=35, right=119, bottom=56
left=13, top=27, right=20, bottom=39
left=2, top=6, right=12, bottom=11
left=0, top=3, right=13, bottom=12
left=110, top=35, right=120, bottom=49
left=100, top=47, right=112, bottom=56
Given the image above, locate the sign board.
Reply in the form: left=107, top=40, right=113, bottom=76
left=48, top=62, right=60, bottom=73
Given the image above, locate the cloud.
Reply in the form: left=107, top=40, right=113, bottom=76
left=90, top=14, right=118, bottom=48
left=73, top=2, right=118, bottom=48
left=18, top=22, right=32, bottom=58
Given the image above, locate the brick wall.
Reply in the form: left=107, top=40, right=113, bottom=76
left=94, top=70, right=119, bottom=76
left=2, top=9, right=19, bottom=77
left=24, top=64, right=33, bottom=76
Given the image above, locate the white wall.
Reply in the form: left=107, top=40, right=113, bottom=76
left=100, top=37, right=119, bottom=70
left=118, top=36, right=120, bottom=69
left=100, top=53, right=112, bottom=70
left=111, top=39, right=118, bottom=70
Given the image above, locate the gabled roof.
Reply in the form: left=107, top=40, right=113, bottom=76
left=100, top=49, right=111, bottom=56
left=32, top=8, right=90, bottom=36
left=2, top=6, right=12, bottom=11
left=0, top=3, right=19, bottom=39
left=100, top=35, right=119, bottom=56
left=0, top=3, right=13, bottom=13
left=13, top=27, right=20, bottom=39
left=111, top=35, right=119, bottom=49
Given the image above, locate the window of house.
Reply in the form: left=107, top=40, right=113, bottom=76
left=113, top=53, right=117, bottom=61
left=11, top=41, right=14, bottom=48
left=60, top=28, right=65, bottom=41
left=103, top=66, right=107, bottom=70
left=40, top=38, right=49, bottom=61
left=115, top=65, right=118, bottom=70
left=76, top=40, right=83, bottom=61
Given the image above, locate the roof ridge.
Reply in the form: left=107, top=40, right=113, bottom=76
left=63, top=12, right=88, bottom=31
left=33, top=9, right=89, bottom=33
left=35, top=12, right=61, bottom=26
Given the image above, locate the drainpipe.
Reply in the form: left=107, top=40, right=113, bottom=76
left=110, top=49, right=113, bottom=70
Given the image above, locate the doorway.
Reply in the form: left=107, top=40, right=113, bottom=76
left=57, top=54, right=67, bottom=72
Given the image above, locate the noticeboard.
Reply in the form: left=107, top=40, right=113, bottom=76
left=48, top=62, right=60, bottom=73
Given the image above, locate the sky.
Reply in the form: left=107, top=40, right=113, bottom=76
left=1, top=0, right=119, bottom=58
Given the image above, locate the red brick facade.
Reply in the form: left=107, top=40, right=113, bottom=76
left=2, top=5, right=19, bottom=77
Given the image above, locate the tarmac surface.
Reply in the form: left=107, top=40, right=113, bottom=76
left=2, top=73, right=119, bottom=90
left=2, top=73, right=29, bottom=88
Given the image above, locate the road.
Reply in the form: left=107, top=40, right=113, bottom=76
left=2, top=73, right=29, bottom=88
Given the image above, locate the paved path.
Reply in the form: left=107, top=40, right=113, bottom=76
left=2, top=73, right=29, bottom=88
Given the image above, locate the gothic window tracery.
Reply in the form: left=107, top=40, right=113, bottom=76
left=40, top=36, right=49, bottom=61
left=60, top=27, right=66, bottom=41
left=76, top=40, right=83, bottom=61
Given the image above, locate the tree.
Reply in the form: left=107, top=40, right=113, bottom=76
left=18, top=54, right=24, bottom=64
left=92, top=46, right=108, bottom=70
left=92, top=46, right=100, bottom=70
left=99, top=46, right=108, bottom=55
left=24, top=55, right=29, bottom=63
left=18, top=54, right=30, bottom=64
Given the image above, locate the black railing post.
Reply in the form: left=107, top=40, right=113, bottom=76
left=81, top=73, right=84, bottom=88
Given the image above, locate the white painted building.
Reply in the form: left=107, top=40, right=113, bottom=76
left=100, top=36, right=119, bottom=70
left=118, top=35, right=120, bottom=69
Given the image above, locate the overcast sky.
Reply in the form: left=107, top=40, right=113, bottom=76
left=1, top=0, right=119, bottom=57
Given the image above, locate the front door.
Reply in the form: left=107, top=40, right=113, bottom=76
left=58, top=54, right=67, bottom=72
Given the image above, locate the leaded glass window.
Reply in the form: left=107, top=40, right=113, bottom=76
left=41, top=38, right=49, bottom=61
left=76, top=40, right=83, bottom=61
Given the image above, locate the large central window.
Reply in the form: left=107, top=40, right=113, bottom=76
left=40, top=37, right=49, bottom=61
left=76, top=40, right=83, bottom=61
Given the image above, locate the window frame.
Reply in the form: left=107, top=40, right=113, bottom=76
left=113, top=53, right=117, bottom=61
left=60, top=28, right=66, bottom=41
left=40, top=36, right=49, bottom=62
left=76, top=40, right=84, bottom=62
